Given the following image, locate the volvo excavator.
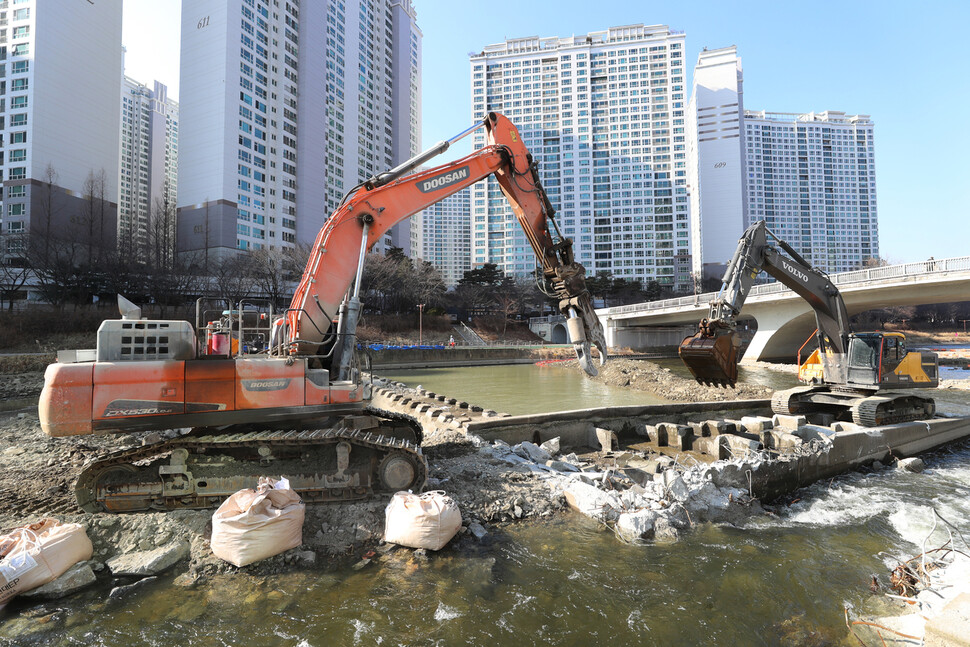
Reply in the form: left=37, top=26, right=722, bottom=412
left=38, top=112, right=608, bottom=513
left=679, top=220, right=938, bottom=427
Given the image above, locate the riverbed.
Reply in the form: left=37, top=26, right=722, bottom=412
left=4, top=361, right=970, bottom=645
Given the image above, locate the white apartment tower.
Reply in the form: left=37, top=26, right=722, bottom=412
left=0, top=0, right=122, bottom=260
left=119, top=77, right=179, bottom=257
left=178, top=0, right=421, bottom=262
left=413, top=187, right=470, bottom=287
left=470, top=25, right=691, bottom=291
left=686, top=46, right=747, bottom=280
left=744, top=110, right=878, bottom=273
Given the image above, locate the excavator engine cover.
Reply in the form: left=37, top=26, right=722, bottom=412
left=679, top=327, right=740, bottom=387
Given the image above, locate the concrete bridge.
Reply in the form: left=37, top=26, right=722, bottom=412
left=597, top=256, right=970, bottom=362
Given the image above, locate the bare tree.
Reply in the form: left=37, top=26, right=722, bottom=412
left=213, top=254, right=256, bottom=308
left=0, top=233, right=31, bottom=310
left=82, top=169, right=109, bottom=265
left=248, top=247, right=290, bottom=307
left=37, top=163, right=60, bottom=267
left=147, top=187, right=178, bottom=271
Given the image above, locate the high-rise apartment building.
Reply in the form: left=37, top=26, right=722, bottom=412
left=743, top=110, right=878, bottom=273
left=0, top=0, right=122, bottom=261
left=177, top=0, right=421, bottom=262
left=119, top=77, right=179, bottom=257
left=413, top=187, right=470, bottom=287
left=470, top=25, right=691, bottom=291
left=686, top=46, right=747, bottom=280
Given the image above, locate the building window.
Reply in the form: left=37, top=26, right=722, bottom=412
left=6, top=185, right=25, bottom=198
left=8, top=149, right=26, bottom=162
left=7, top=204, right=25, bottom=216
left=11, top=61, right=28, bottom=74
left=11, top=96, right=27, bottom=109
left=9, top=132, right=25, bottom=144
left=13, top=8, right=28, bottom=20
left=6, top=221, right=24, bottom=232
left=12, top=44, right=29, bottom=57
left=11, top=78, right=27, bottom=91
left=12, top=26, right=29, bottom=39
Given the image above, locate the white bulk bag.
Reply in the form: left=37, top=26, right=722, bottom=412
left=383, top=491, right=461, bottom=551
left=0, top=518, right=93, bottom=609
left=210, top=477, right=305, bottom=567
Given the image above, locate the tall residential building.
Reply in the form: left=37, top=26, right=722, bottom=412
left=686, top=46, right=747, bottom=280
left=470, top=25, right=691, bottom=291
left=0, top=0, right=122, bottom=261
left=177, top=0, right=421, bottom=263
left=413, top=187, right=470, bottom=287
left=743, top=110, right=878, bottom=273
left=119, top=77, right=179, bottom=258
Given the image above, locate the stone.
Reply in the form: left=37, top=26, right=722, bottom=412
left=539, top=437, right=561, bottom=456
left=106, top=540, right=190, bottom=577
left=468, top=522, right=488, bottom=540
left=563, top=481, right=621, bottom=522
left=426, top=392, right=436, bottom=398
left=832, top=421, right=862, bottom=432
left=471, top=405, right=483, bottom=412
left=615, top=510, right=659, bottom=542
left=3, top=446, right=24, bottom=456
left=740, top=416, right=774, bottom=433
left=593, top=427, right=618, bottom=452
left=109, top=576, right=158, bottom=599
left=663, top=471, right=690, bottom=502
left=436, top=395, right=446, bottom=402
left=21, top=563, right=97, bottom=600
left=458, top=401, right=469, bottom=409
left=897, top=457, right=926, bottom=473
left=483, top=410, right=497, bottom=418
left=513, top=441, right=551, bottom=463
left=771, top=414, right=807, bottom=430
left=297, top=550, right=317, bottom=565
left=546, top=459, right=579, bottom=473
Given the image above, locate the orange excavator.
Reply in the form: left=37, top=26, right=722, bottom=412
left=39, top=112, right=607, bottom=512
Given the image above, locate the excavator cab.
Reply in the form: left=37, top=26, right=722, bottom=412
left=678, top=319, right=742, bottom=387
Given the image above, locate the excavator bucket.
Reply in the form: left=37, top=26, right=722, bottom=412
left=679, top=329, right=740, bottom=387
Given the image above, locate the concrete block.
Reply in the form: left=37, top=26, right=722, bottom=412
left=656, top=422, right=686, bottom=447
left=670, top=425, right=694, bottom=451
left=807, top=412, right=836, bottom=427
left=741, top=416, right=774, bottom=433
left=426, top=392, right=436, bottom=398
left=539, top=437, right=560, bottom=456
left=640, top=425, right=660, bottom=443
left=925, top=592, right=970, bottom=647
left=471, top=405, right=483, bottom=412
left=416, top=404, right=430, bottom=414
left=108, top=541, right=190, bottom=577
left=694, top=436, right=719, bottom=456
left=897, top=457, right=925, bottom=473
left=762, top=430, right=804, bottom=454
left=718, top=434, right=761, bottom=459
left=687, top=421, right=705, bottom=438
left=427, top=408, right=444, bottom=418
left=437, top=395, right=446, bottom=402
left=792, top=424, right=836, bottom=444
left=592, top=427, right=618, bottom=452
left=458, top=401, right=469, bottom=409
left=563, top=481, right=620, bottom=522
left=700, top=420, right=730, bottom=437
left=771, top=414, right=807, bottom=430
left=447, top=398, right=457, bottom=405
left=437, top=413, right=454, bottom=423
left=615, top=510, right=659, bottom=542
left=832, top=421, right=862, bottom=432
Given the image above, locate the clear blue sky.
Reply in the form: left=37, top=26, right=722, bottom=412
left=124, top=0, right=970, bottom=264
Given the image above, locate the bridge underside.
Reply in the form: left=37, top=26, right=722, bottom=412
left=602, top=273, right=970, bottom=363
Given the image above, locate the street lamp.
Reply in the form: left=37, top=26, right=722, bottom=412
left=418, top=303, right=425, bottom=345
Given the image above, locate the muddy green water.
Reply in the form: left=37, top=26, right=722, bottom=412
left=5, top=363, right=970, bottom=646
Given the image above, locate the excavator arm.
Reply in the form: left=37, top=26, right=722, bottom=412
left=281, top=112, right=606, bottom=376
left=680, top=220, right=849, bottom=386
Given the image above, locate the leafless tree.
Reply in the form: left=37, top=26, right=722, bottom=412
left=147, top=186, right=178, bottom=271
left=213, top=253, right=256, bottom=308
left=0, top=233, right=31, bottom=310
left=37, top=163, right=59, bottom=267
left=248, top=247, right=291, bottom=307
left=82, top=169, right=109, bottom=265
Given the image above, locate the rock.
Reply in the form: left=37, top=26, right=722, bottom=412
left=483, top=410, right=497, bottom=418
left=563, top=481, right=621, bottom=522
left=546, top=459, right=579, bottom=472
left=21, top=563, right=97, bottom=600
left=615, top=510, right=659, bottom=542
left=539, top=437, right=560, bottom=456
left=3, top=446, right=25, bottom=456
left=872, top=460, right=885, bottom=470
left=109, top=576, right=158, bottom=599
left=468, top=522, right=487, bottom=540
left=106, top=540, right=190, bottom=577
left=653, top=516, right=680, bottom=541
left=513, top=441, right=551, bottom=463
left=771, top=414, right=807, bottom=430
left=741, top=416, right=774, bottom=433
left=897, top=457, right=925, bottom=473
left=663, top=471, right=690, bottom=503
left=297, top=550, right=317, bottom=565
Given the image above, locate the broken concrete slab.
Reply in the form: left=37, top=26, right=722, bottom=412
left=615, top=510, right=659, bottom=542
left=563, top=481, right=621, bottom=522
left=897, top=457, right=926, bottom=473
left=925, top=592, right=970, bottom=647
left=593, top=427, right=618, bottom=452
left=741, top=416, right=774, bottom=433
left=719, top=434, right=761, bottom=459
left=513, top=441, right=551, bottom=463
left=107, top=540, right=189, bottom=577
left=694, top=436, right=719, bottom=456
left=792, top=424, right=836, bottom=444
left=539, top=437, right=561, bottom=456
left=762, top=430, right=804, bottom=454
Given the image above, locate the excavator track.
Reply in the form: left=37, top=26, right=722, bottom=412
left=75, top=426, right=427, bottom=513
left=851, top=395, right=936, bottom=427
left=770, top=386, right=819, bottom=416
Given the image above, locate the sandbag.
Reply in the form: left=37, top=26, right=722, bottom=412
left=210, top=477, right=305, bottom=567
left=383, top=491, right=461, bottom=551
left=0, top=518, right=93, bottom=610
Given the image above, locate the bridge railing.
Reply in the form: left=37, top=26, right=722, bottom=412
left=601, top=254, right=970, bottom=317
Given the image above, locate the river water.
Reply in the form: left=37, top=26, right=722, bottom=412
left=6, top=362, right=970, bottom=646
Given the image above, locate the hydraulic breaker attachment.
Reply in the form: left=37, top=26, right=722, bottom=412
left=679, top=319, right=741, bottom=387
left=562, top=294, right=607, bottom=377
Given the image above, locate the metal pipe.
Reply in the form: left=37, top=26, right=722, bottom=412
left=352, top=222, right=370, bottom=299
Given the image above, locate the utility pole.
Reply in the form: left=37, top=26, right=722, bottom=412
left=418, top=303, right=425, bottom=345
